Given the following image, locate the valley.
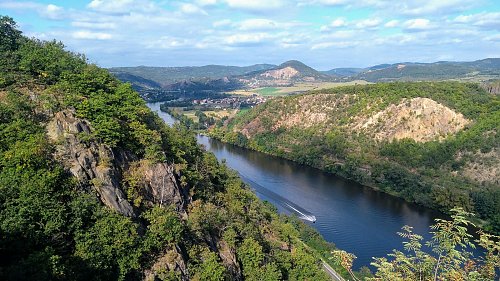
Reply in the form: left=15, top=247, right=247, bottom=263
left=208, top=82, right=500, bottom=234
left=2, top=8, right=500, bottom=281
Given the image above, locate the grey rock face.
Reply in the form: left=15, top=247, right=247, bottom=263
left=47, top=110, right=135, bottom=217
left=141, top=162, right=188, bottom=212
left=143, top=245, right=188, bottom=281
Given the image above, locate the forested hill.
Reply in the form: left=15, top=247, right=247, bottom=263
left=348, top=58, right=500, bottom=82
left=211, top=82, right=500, bottom=233
left=0, top=16, right=334, bottom=280
left=109, top=64, right=276, bottom=86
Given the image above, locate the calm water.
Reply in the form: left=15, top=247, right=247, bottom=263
left=147, top=102, right=445, bottom=269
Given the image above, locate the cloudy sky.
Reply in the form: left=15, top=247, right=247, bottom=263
left=1, top=0, right=500, bottom=69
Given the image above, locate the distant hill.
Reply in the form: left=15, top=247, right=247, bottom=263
left=111, top=58, right=500, bottom=101
left=350, top=58, right=500, bottom=82
left=161, top=77, right=243, bottom=99
left=322, top=68, right=363, bottom=77
left=111, top=60, right=337, bottom=100
left=112, top=72, right=162, bottom=91
left=109, top=64, right=276, bottom=86
left=237, top=60, right=335, bottom=87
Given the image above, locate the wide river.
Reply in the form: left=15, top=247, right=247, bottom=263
left=148, top=102, right=444, bottom=269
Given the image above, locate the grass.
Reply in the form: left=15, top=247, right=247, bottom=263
left=256, top=87, right=282, bottom=96
left=228, top=81, right=372, bottom=97
left=204, top=109, right=238, bottom=119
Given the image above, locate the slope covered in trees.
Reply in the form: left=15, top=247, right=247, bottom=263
left=0, top=16, right=335, bottom=281
left=211, top=82, right=500, bottom=233
left=2, top=15, right=500, bottom=281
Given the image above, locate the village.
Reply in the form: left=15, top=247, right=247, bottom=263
left=191, top=94, right=267, bottom=109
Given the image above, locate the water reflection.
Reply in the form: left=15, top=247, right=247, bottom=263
left=196, top=135, right=448, bottom=268
left=148, top=103, right=475, bottom=270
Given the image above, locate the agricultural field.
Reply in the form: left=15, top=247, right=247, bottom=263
left=228, top=80, right=371, bottom=97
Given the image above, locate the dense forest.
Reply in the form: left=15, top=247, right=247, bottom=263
left=0, top=16, right=340, bottom=280
left=211, top=82, right=500, bottom=234
left=1, top=15, right=499, bottom=280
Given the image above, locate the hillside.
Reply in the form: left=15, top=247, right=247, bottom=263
left=210, top=82, right=500, bottom=233
left=350, top=58, right=500, bottom=82
left=322, top=67, right=363, bottom=77
left=109, top=64, right=276, bottom=86
left=237, top=60, right=335, bottom=87
left=0, top=16, right=337, bottom=281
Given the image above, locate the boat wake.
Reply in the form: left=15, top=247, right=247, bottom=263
left=238, top=173, right=317, bottom=223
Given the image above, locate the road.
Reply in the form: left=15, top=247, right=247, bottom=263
left=322, top=260, right=345, bottom=281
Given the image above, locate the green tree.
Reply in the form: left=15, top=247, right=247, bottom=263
left=361, top=208, right=500, bottom=280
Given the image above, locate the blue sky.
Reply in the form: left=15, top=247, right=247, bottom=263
left=1, top=0, right=499, bottom=69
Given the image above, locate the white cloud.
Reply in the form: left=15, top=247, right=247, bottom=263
left=384, top=20, right=399, bottom=28
left=41, top=4, right=64, bottom=20
left=145, top=36, right=190, bottom=49
left=213, top=19, right=232, bottom=27
left=72, top=30, right=113, bottom=40
left=484, top=34, right=500, bottom=42
left=396, top=0, right=476, bottom=16
left=0, top=2, right=65, bottom=20
left=311, top=41, right=356, bottom=49
left=71, top=21, right=117, bottom=29
left=355, top=18, right=382, bottom=29
left=223, top=32, right=274, bottom=46
left=238, top=19, right=278, bottom=30
left=0, top=1, right=39, bottom=9
left=179, top=3, right=208, bottom=15
left=320, top=18, right=348, bottom=32
left=454, top=12, right=500, bottom=30
left=305, top=0, right=478, bottom=16
left=196, top=0, right=218, bottom=6
left=87, top=0, right=156, bottom=13
left=330, top=18, right=347, bottom=27
left=303, top=0, right=349, bottom=6
left=224, top=0, right=286, bottom=11
left=403, top=18, right=432, bottom=30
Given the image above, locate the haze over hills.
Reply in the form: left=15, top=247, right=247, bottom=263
left=112, top=58, right=500, bottom=101
left=109, top=64, right=276, bottom=86
left=329, top=58, right=500, bottom=81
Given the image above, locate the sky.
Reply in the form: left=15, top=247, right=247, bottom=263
left=1, top=0, right=500, bottom=70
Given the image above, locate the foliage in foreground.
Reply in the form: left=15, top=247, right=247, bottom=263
left=335, top=208, right=500, bottom=280
left=0, top=15, right=331, bottom=280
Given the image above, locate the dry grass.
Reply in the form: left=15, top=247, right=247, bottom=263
left=228, top=80, right=371, bottom=97
left=204, top=109, right=238, bottom=119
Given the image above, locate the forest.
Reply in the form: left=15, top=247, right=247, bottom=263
left=0, top=16, right=337, bottom=280
left=1, top=15, right=499, bottom=280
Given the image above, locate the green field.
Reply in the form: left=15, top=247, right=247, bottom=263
left=256, top=87, right=282, bottom=96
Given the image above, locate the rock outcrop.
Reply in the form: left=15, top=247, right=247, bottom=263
left=47, top=110, right=190, bottom=217
left=47, top=110, right=136, bottom=216
left=355, top=97, right=470, bottom=142
left=126, top=160, right=189, bottom=213
left=143, top=246, right=188, bottom=281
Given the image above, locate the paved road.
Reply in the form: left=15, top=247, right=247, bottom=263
left=322, top=261, right=345, bottom=281
left=293, top=238, right=345, bottom=281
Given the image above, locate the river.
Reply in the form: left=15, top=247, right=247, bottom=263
left=147, top=102, right=445, bottom=269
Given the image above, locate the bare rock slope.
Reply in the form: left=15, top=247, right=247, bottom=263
left=47, top=110, right=189, bottom=217
left=355, top=97, right=470, bottom=142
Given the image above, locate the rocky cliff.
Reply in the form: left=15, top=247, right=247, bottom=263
left=46, top=110, right=189, bottom=217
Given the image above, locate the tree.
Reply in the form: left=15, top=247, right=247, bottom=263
left=0, top=16, right=21, bottom=52
left=334, top=208, right=500, bottom=280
